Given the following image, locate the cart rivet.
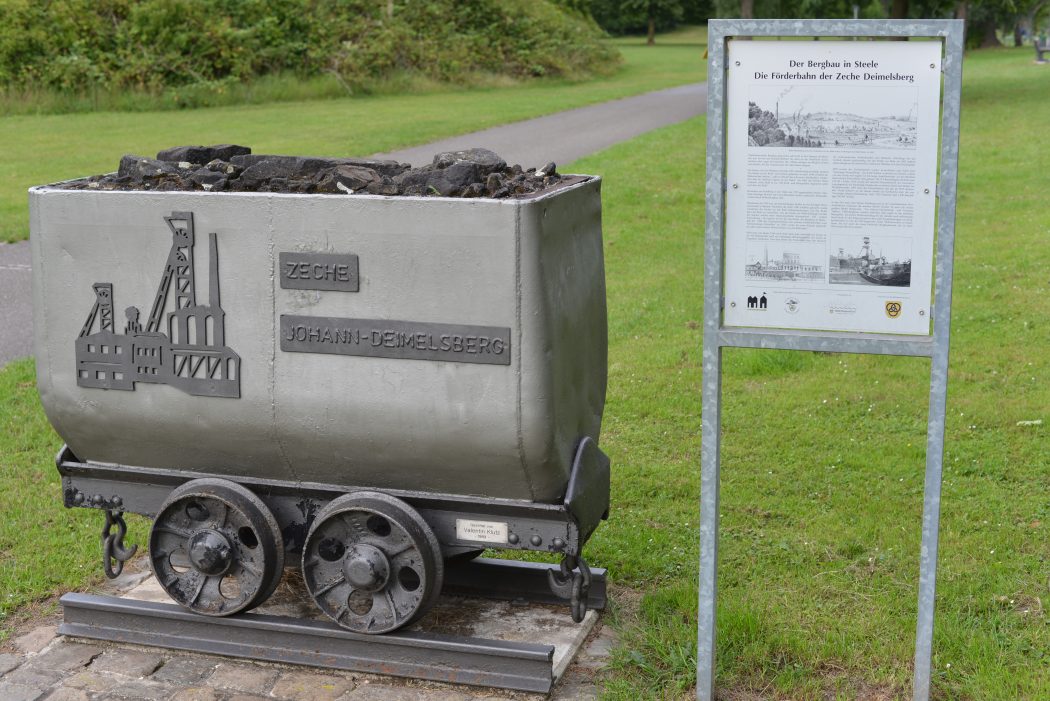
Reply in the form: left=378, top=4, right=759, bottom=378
left=924, top=188, right=930, bottom=194
left=730, top=301, right=736, bottom=308
left=732, top=183, right=739, bottom=189
left=508, top=533, right=519, bottom=544
left=552, top=537, right=565, bottom=550
left=930, top=63, right=935, bottom=68
left=920, top=310, right=926, bottom=316
left=735, top=61, right=741, bottom=66
left=530, top=535, right=542, bottom=546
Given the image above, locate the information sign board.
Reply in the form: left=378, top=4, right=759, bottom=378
left=723, top=40, right=942, bottom=335
left=699, top=19, right=965, bottom=701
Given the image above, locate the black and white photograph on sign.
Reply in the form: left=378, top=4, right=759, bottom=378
left=828, top=234, right=912, bottom=287
left=723, top=39, right=942, bottom=335
left=745, top=241, right=824, bottom=282
left=748, top=84, right=919, bottom=150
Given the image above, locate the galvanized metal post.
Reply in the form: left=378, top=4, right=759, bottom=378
left=698, top=19, right=728, bottom=701
left=913, top=20, right=965, bottom=701
left=699, top=19, right=964, bottom=701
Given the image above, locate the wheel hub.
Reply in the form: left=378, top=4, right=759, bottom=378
left=342, top=543, right=390, bottom=591
left=188, top=529, right=234, bottom=576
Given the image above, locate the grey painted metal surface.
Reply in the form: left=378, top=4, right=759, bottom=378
left=0, top=241, right=32, bottom=364
left=31, top=180, right=607, bottom=504
left=700, top=19, right=963, bottom=701
left=372, top=83, right=708, bottom=168
left=60, top=593, right=558, bottom=692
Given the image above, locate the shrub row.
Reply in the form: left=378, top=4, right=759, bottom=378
left=0, top=0, right=619, bottom=93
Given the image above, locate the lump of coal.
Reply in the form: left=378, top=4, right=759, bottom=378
left=156, top=144, right=251, bottom=165
left=118, top=155, right=180, bottom=181
left=60, top=145, right=568, bottom=199
left=432, top=148, right=506, bottom=175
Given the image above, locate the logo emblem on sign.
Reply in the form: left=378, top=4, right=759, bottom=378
left=784, top=298, right=799, bottom=314
left=885, top=301, right=903, bottom=318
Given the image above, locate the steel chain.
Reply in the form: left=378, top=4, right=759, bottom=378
left=101, top=510, right=137, bottom=579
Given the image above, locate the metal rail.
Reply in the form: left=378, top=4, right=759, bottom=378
left=61, top=558, right=607, bottom=693
left=62, top=594, right=556, bottom=692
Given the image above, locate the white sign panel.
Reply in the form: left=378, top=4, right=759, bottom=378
left=723, top=40, right=942, bottom=335
left=455, top=518, right=508, bottom=544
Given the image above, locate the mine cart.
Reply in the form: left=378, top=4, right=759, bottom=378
left=30, top=176, right=609, bottom=636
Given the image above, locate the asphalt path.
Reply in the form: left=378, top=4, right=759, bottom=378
left=0, top=81, right=706, bottom=367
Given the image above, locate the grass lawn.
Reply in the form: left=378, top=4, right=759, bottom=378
left=0, top=26, right=707, bottom=244
left=0, top=41, right=1046, bottom=700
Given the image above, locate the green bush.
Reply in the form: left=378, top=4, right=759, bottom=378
left=0, top=0, right=619, bottom=100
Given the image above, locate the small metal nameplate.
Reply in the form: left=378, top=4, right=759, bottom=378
left=281, top=315, right=511, bottom=365
left=279, top=252, right=359, bottom=292
left=456, top=519, right=509, bottom=544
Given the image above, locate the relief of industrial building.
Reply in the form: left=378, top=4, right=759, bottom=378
left=74, top=211, right=241, bottom=398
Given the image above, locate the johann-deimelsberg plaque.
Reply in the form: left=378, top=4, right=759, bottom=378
left=722, top=40, right=942, bottom=335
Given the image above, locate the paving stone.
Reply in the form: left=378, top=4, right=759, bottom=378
left=65, top=670, right=116, bottom=692
left=13, top=626, right=58, bottom=654
left=0, top=652, right=23, bottom=676
left=341, top=687, right=416, bottom=701
left=90, top=649, right=165, bottom=678
left=205, top=662, right=278, bottom=694
left=341, top=686, right=471, bottom=701
left=151, top=657, right=217, bottom=684
left=271, top=670, right=354, bottom=700
left=583, top=627, right=615, bottom=659
left=0, top=681, right=47, bottom=701
left=43, top=688, right=91, bottom=701
left=551, top=682, right=598, bottom=701
left=31, top=643, right=104, bottom=673
left=170, top=687, right=222, bottom=701
left=98, top=678, right=176, bottom=699
left=226, top=695, right=272, bottom=701
left=3, top=664, right=67, bottom=688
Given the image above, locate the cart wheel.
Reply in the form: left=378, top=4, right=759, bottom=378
left=149, top=478, right=284, bottom=616
left=302, top=491, right=443, bottom=634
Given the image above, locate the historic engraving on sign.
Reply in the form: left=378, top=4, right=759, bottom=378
left=280, top=315, right=511, bottom=365
left=279, top=252, right=359, bottom=292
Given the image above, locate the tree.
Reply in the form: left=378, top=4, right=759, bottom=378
left=622, top=0, right=684, bottom=44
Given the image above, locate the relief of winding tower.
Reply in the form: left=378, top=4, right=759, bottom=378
left=74, top=211, right=240, bottom=398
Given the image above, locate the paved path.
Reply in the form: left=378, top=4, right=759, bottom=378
left=373, top=82, right=706, bottom=167
left=0, top=81, right=705, bottom=368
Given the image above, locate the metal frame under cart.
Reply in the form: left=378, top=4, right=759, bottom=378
left=699, top=18, right=964, bottom=701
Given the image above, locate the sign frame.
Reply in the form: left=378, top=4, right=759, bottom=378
left=699, top=19, right=964, bottom=701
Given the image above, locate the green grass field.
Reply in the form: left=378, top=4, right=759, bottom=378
left=0, top=39, right=1047, bottom=699
left=0, top=28, right=707, bottom=244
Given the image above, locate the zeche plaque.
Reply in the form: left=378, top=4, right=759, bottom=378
left=279, top=252, right=359, bottom=292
